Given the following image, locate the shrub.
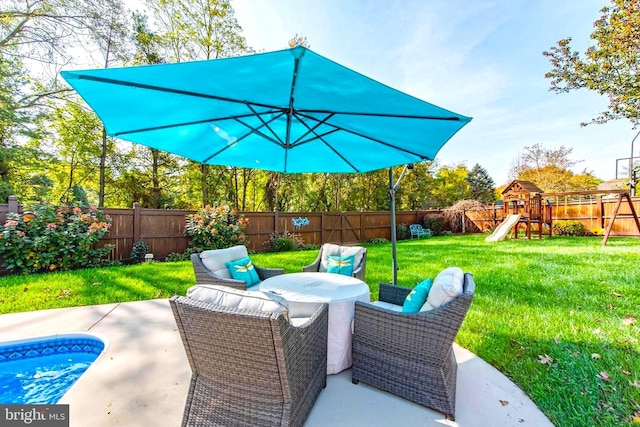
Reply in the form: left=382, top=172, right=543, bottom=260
left=164, top=252, right=190, bottom=262
left=396, top=223, right=410, bottom=240
left=265, top=231, right=304, bottom=252
left=130, top=239, right=150, bottom=263
left=299, top=243, right=319, bottom=251
left=184, top=205, right=248, bottom=252
left=553, top=220, right=586, bottom=236
left=423, top=216, right=445, bottom=236
left=0, top=204, right=113, bottom=274
left=369, top=237, right=389, bottom=244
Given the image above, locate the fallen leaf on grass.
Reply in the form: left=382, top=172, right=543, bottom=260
left=499, top=400, right=509, bottom=406
left=623, top=317, right=637, bottom=326
left=612, top=291, right=623, bottom=298
left=56, top=289, right=71, bottom=299
left=91, top=282, right=102, bottom=286
left=630, top=380, right=640, bottom=388
left=591, top=353, right=601, bottom=359
left=538, top=354, right=553, bottom=365
left=621, top=369, right=631, bottom=375
left=607, top=304, right=616, bottom=310
left=593, top=328, right=602, bottom=336
left=597, top=371, right=611, bottom=382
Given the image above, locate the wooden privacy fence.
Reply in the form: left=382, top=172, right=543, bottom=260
left=1, top=194, right=638, bottom=262
left=0, top=197, right=438, bottom=261
left=466, top=195, right=640, bottom=236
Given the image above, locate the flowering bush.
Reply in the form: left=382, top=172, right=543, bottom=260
left=0, top=204, right=114, bottom=274
left=264, top=231, right=304, bottom=252
left=184, top=205, right=248, bottom=252
left=553, top=220, right=586, bottom=236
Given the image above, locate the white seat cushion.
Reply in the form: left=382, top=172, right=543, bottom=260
left=371, top=300, right=403, bottom=312
left=420, top=267, right=464, bottom=311
left=199, top=245, right=249, bottom=279
left=318, top=244, right=365, bottom=273
left=186, top=284, right=288, bottom=318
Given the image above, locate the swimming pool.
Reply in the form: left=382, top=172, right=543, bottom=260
left=0, top=333, right=107, bottom=404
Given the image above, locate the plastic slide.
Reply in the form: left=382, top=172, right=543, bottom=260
left=485, top=214, right=521, bottom=242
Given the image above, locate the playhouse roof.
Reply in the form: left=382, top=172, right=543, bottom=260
left=501, top=180, right=543, bottom=195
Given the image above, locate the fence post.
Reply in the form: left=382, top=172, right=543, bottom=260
left=596, top=195, right=603, bottom=228
left=274, top=209, right=279, bottom=234
left=133, top=202, right=141, bottom=242
left=7, top=195, right=18, bottom=213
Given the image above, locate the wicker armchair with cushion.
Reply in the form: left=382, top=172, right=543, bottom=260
left=191, top=245, right=284, bottom=290
left=171, top=284, right=329, bottom=427
left=351, top=267, right=475, bottom=420
left=302, top=243, right=367, bottom=281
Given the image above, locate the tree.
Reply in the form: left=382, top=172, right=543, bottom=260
left=288, top=34, right=309, bottom=48
left=50, top=101, right=103, bottom=204
left=83, top=0, right=130, bottom=206
left=467, top=164, right=497, bottom=204
left=543, top=0, right=640, bottom=126
left=509, top=144, right=601, bottom=192
left=144, top=0, right=250, bottom=207
left=427, top=164, right=471, bottom=208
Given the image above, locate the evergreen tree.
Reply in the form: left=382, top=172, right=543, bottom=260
left=467, top=163, right=496, bottom=204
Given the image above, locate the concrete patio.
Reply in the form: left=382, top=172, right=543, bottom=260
left=0, top=300, right=554, bottom=426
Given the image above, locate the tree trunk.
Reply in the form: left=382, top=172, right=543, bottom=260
left=151, top=148, right=161, bottom=208
left=201, top=164, right=209, bottom=206
left=99, top=127, right=107, bottom=207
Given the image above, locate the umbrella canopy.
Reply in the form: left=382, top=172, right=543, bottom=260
left=60, top=46, right=471, bottom=173
left=61, top=46, right=472, bottom=285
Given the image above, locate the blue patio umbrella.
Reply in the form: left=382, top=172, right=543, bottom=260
left=60, top=46, right=471, bottom=283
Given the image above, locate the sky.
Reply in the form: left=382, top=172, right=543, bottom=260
left=227, top=0, right=637, bottom=186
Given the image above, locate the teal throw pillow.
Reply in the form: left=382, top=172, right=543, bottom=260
left=326, top=255, right=355, bottom=276
left=226, top=256, right=260, bottom=286
left=402, top=278, right=433, bottom=313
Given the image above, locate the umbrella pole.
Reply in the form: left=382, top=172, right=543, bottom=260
left=389, top=168, right=398, bottom=286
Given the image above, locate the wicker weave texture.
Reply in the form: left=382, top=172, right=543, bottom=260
left=301, top=245, right=367, bottom=281
left=170, top=296, right=328, bottom=427
left=351, top=273, right=476, bottom=420
left=191, top=253, right=285, bottom=290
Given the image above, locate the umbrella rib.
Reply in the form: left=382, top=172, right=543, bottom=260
left=297, top=109, right=467, bottom=121
left=295, top=111, right=432, bottom=159
left=200, top=114, right=285, bottom=164
left=245, top=103, right=285, bottom=145
left=112, top=112, right=259, bottom=137
left=289, top=112, right=335, bottom=146
left=73, top=75, right=285, bottom=110
left=292, top=113, right=361, bottom=173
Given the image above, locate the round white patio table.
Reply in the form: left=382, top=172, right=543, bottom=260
left=259, top=272, right=370, bottom=374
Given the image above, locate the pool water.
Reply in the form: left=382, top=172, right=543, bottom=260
left=0, top=334, right=106, bottom=404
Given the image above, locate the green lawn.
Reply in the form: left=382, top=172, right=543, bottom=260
left=1, top=234, right=639, bottom=426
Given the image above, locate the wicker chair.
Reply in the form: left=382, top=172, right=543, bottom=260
left=191, top=245, right=284, bottom=290
left=302, top=243, right=367, bottom=281
left=351, top=273, right=476, bottom=420
left=170, top=294, right=329, bottom=427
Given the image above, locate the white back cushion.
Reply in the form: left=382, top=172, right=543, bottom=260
left=319, top=244, right=365, bottom=273
left=199, top=245, right=249, bottom=279
left=186, top=284, right=288, bottom=317
left=420, top=267, right=464, bottom=311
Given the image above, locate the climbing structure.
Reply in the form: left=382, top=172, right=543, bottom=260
left=500, top=180, right=551, bottom=239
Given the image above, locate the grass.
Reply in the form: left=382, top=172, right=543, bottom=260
left=1, top=234, right=639, bottom=426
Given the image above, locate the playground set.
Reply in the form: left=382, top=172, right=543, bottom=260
left=485, top=180, right=640, bottom=245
